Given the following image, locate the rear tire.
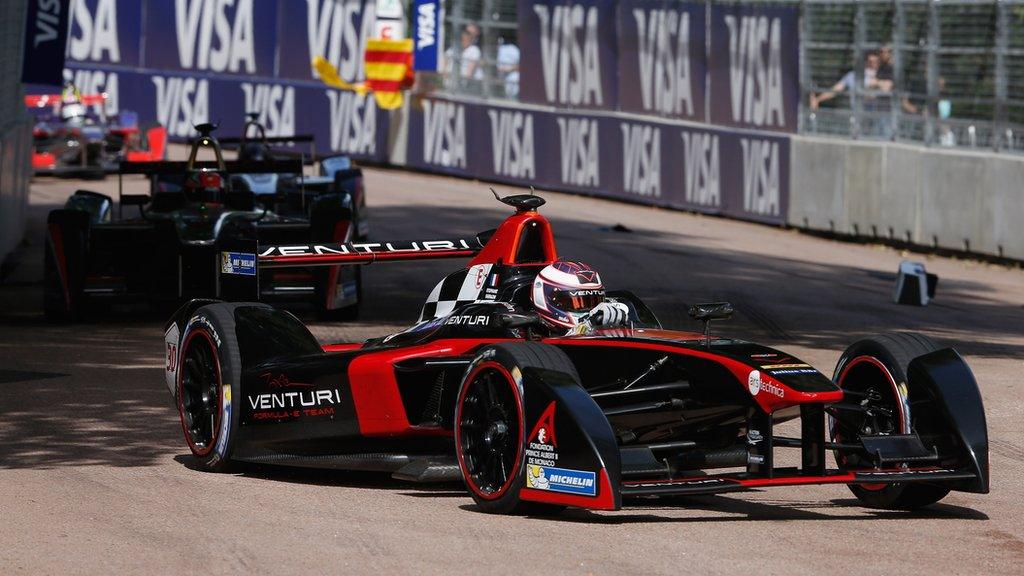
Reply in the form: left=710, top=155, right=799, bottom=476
left=174, top=302, right=268, bottom=472
left=455, top=342, right=575, bottom=515
left=832, top=333, right=951, bottom=509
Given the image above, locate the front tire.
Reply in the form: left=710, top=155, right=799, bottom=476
left=174, top=302, right=266, bottom=472
left=455, top=343, right=575, bottom=515
left=832, top=333, right=951, bottom=509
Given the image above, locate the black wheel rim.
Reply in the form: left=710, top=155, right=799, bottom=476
left=178, top=331, right=221, bottom=456
left=458, top=365, right=521, bottom=499
left=833, top=357, right=904, bottom=484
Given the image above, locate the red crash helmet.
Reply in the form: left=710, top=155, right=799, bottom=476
left=531, top=260, right=605, bottom=328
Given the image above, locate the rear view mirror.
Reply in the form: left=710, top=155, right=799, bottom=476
left=688, top=302, right=734, bottom=322
left=499, top=312, right=542, bottom=328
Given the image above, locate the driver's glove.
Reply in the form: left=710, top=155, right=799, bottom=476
left=589, top=301, right=630, bottom=327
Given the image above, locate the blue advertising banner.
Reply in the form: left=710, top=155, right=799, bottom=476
left=43, top=0, right=796, bottom=223
left=616, top=0, right=706, bottom=122
left=707, top=3, right=800, bottom=133
left=277, top=0, right=377, bottom=83
left=517, top=0, right=619, bottom=110
left=67, top=0, right=141, bottom=67
left=55, top=65, right=388, bottom=162
left=143, top=0, right=278, bottom=77
left=22, top=0, right=72, bottom=85
left=49, top=0, right=388, bottom=163
left=412, top=0, right=443, bottom=71
left=406, top=95, right=789, bottom=225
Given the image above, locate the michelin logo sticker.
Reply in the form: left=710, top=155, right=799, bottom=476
left=524, top=401, right=599, bottom=497
left=220, top=252, right=256, bottom=276
left=526, top=465, right=597, bottom=496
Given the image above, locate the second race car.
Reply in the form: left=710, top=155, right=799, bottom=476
left=45, top=124, right=366, bottom=320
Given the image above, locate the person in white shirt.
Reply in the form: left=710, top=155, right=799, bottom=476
left=497, top=38, right=520, bottom=98
left=445, top=24, right=484, bottom=80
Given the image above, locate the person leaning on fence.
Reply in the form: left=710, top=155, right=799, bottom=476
left=878, top=44, right=919, bottom=115
left=810, top=51, right=891, bottom=110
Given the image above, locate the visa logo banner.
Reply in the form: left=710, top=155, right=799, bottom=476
left=68, top=0, right=122, bottom=64
left=413, top=0, right=442, bottom=71
left=23, top=0, right=71, bottom=85
left=708, top=4, right=799, bottom=133
left=518, top=0, right=618, bottom=110
left=143, top=0, right=276, bottom=76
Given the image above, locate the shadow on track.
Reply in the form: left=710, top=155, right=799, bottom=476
left=457, top=494, right=989, bottom=524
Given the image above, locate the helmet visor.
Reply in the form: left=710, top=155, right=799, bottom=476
left=546, top=286, right=605, bottom=314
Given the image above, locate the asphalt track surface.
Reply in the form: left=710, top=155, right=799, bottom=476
left=2, top=162, right=1023, bottom=575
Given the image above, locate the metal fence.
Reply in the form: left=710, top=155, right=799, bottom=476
left=430, top=0, right=521, bottom=99
left=802, top=0, right=1024, bottom=153
left=430, top=0, right=1024, bottom=154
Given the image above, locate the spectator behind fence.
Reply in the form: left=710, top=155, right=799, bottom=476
left=878, top=44, right=919, bottom=115
left=936, top=76, right=955, bottom=147
left=811, top=51, right=898, bottom=137
left=497, top=37, right=520, bottom=98
left=810, top=51, right=890, bottom=110
left=444, top=24, right=484, bottom=81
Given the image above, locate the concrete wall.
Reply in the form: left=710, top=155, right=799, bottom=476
left=789, top=135, right=1024, bottom=260
left=0, top=0, right=31, bottom=264
left=0, top=123, right=31, bottom=262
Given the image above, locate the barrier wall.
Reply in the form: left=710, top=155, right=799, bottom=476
left=789, top=136, right=1024, bottom=261
left=517, top=0, right=800, bottom=133
left=47, top=0, right=1021, bottom=261
left=404, top=94, right=790, bottom=224
left=56, top=0, right=389, bottom=162
left=52, top=0, right=798, bottom=226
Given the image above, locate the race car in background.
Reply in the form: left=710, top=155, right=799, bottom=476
left=44, top=124, right=364, bottom=321
left=26, top=90, right=167, bottom=176
left=204, top=113, right=368, bottom=240
left=163, top=191, right=989, bottom=515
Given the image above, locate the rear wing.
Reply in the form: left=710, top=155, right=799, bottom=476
left=25, top=93, right=107, bottom=108
left=258, top=238, right=484, bottom=268
left=118, top=159, right=305, bottom=175
left=213, top=135, right=315, bottom=145
left=217, top=234, right=488, bottom=300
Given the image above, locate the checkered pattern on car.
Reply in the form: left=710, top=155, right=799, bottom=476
left=418, top=264, right=494, bottom=321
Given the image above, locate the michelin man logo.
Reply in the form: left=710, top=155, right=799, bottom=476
left=527, top=465, right=550, bottom=490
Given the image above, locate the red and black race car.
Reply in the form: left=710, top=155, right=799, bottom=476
left=163, top=192, right=988, bottom=514
left=27, top=92, right=167, bottom=176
